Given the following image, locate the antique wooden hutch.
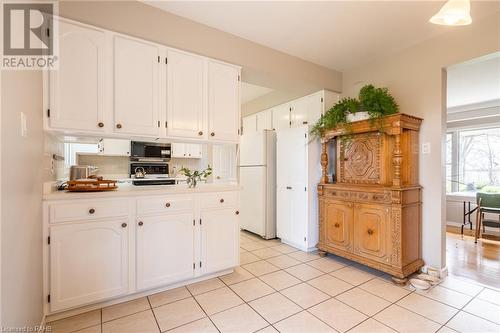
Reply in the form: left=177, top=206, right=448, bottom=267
left=317, top=113, right=423, bottom=281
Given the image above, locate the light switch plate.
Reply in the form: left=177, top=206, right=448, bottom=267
left=20, top=112, right=28, bottom=137
left=421, top=143, right=431, bottom=154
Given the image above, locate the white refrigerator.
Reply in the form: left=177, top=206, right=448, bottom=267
left=239, top=130, right=276, bottom=239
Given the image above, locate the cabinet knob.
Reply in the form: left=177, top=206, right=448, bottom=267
left=121, top=223, right=127, bottom=228
left=116, top=123, right=122, bottom=129
left=235, top=211, right=239, bottom=215
left=210, top=132, right=215, bottom=137
left=367, top=229, right=374, bottom=235
left=165, top=203, right=171, bottom=208
left=220, top=198, right=224, bottom=203
left=89, top=208, right=95, bottom=214
left=198, top=131, right=203, bottom=136
left=97, top=122, right=104, bottom=128
left=188, top=154, right=191, bottom=156
left=138, top=221, right=143, bottom=226
left=286, top=186, right=292, bottom=190
left=334, top=223, right=340, bottom=228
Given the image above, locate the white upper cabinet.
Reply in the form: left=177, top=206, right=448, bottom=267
left=171, top=143, right=202, bottom=159
left=256, top=109, right=273, bottom=130
left=49, top=20, right=106, bottom=133
left=242, top=114, right=257, bottom=134
left=290, top=97, right=309, bottom=127
left=208, top=61, right=240, bottom=142
left=272, top=104, right=291, bottom=130
left=166, top=49, right=206, bottom=139
left=46, top=18, right=241, bottom=142
left=113, top=36, right=160, bottom=137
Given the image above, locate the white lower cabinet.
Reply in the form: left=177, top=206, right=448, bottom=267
left=49, top=218, right=130, bottom=312
left=45, top=190, right=239, bottom=313
left=136, top=213, right=195, bottom=290
left=201, top=208, right=239, bottom=275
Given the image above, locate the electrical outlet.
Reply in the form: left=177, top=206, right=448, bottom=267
left=20, top=112, right=28, bottom=137
left=421, top=143, right=431, bottom=154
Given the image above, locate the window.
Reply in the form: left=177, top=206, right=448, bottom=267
left=64, top=143, right=99, bottom=167
left=446, top=127, right=500, bottom=193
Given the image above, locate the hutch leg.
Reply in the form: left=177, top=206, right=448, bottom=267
left=391, top=276, right=408, bottom=286
left=317, top=250, right=327, bottom=257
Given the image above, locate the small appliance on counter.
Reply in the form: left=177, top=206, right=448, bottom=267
left=69, top=165, right=99, bottom=180
left=129, top=141, right=175, bottom=186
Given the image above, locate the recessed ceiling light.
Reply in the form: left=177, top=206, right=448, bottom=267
left=430, top=0, right=472, bottom=26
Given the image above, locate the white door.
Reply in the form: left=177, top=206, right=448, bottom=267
left=242, top=115, right=257, bottom=134
left=49, top=20, right=106, bottom=133
left=289, top=185, right=308, bottom=248
left=99, top=139, right=130, bottom=156
left=240, top=131, right=267, bottom=166
left=201, top=208, right=238, bottom=274
left=113, top=35, right=160, bottom=136
left=276, top=187, right=290, bottom=241
left=166, top=49, right=205, bottom=139
left=240, top=166, right=266, bottom=236
left=187, top=144, right=203, bottom=158
left=257, top=109, right=273, bottom=130
left=171, top=143, right=186, bottom=158
left=49, top=218, right=130, bottom=311
left=276, top=127, right=308, bottom=187
left=307, top=92, right=324, bottom=126
left=290, top=98, right=309, bottom=127
left=212, top=144, right=237, bottom=183
left=208, top=61, right=240, bottom=142
left=272, top=104, right=291, bottom=130
left=136, top=213, right=195, bottom=290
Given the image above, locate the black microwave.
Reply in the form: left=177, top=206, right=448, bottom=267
left=130, top=141, right=171, bottom=162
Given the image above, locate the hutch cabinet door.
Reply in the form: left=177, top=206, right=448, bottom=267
left=49, top=218, right=130, bottom=312
left=207, top=61, right=240, bottom=142
left=49, top=20, right=107, bottom=133
left=113, top=35, right=160, bottom=136
left=201, top=208, right=239, bottom=274
left=353, top=203, right=391, bottom=264
left=136, top=213, right=195, bottom=290
left=322, top=200, right=353, bottom=251
left=338, top=132, right=383, bottom=184
left=166, top=49, right=206, bottom=139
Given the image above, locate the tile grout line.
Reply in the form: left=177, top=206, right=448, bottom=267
left=146, top=295, right=162, bottom=333
left=185, top=280, right=222, bottom=333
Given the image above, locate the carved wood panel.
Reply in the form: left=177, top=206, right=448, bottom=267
left=338, top=133, right=381, bottom=184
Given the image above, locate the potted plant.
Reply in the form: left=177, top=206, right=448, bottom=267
left=179, top=166, right=213, bottom=188
left=311, top=84, right=399, bottom=137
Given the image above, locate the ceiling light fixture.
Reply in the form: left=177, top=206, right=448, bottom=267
left=430, top=0, right=472, bottom=26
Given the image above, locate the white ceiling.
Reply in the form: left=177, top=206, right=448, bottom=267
left=145, top=1, right=500, bottom=71
left=241, top=82, right=273, bottom=104
left=447, top=52, right=500, bottom=109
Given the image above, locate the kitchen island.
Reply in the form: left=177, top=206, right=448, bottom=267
left=43, top=183, right=240, bottom=317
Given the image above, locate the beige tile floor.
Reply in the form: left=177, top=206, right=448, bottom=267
left=47, top=231, right=500, bottom=333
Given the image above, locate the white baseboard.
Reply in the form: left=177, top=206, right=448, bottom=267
left=421, top=265, right=448, bottom=278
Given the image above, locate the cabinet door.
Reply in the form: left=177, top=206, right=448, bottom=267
left=256, top=109, right=273, bottom=130
left=49, top=20, right=106, bottom=133
left=49, top=218, right=130, bottom=311
left=353, top=203, right=391, bottom=263
left=208, top=61, right=240, bottom=142
left=272, top=104, right=290, bottom=130
left=171, top=143, right=186, bottom=158
left=277, top=185, right=307, bottom=249
left=338, top=132, right=382, bottom=184
left=99, top=139, right=130, bottom=156
left=113, top=36, right=160, bottom=136
left=167, top=50, right=205, bottom=139
left=201, top=208, right=239, bottom=274
left=212, top=144, right=237, bottom=183
left=290, top=98, right=309, bottom=127
left=242, top=115, right=257, bottom=134
left=136, top=213, right=195, bottom=290
left=323, top=200, right=353, bottom=251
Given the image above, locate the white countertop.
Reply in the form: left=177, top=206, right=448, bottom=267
left=43, top=182, right=240, bottom=201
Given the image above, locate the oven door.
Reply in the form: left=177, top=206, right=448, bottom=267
left=131, top=142, right=171, bottom=161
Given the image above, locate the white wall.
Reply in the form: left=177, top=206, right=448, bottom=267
left=342, top=12, right=500, bottom=271
left=1, top=71, right=44, bottom=327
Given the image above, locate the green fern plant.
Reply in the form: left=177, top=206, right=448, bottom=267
left=310, top=97, right=360, bottom=137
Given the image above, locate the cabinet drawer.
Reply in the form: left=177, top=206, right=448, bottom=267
left=49, top=199, right=129, bottom=223
left=137, top=195, right=194, bottom=215
left=200, top=192, right=238, bottom=209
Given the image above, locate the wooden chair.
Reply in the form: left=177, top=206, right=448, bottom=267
left=475, top=192, right=500, bottom=243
